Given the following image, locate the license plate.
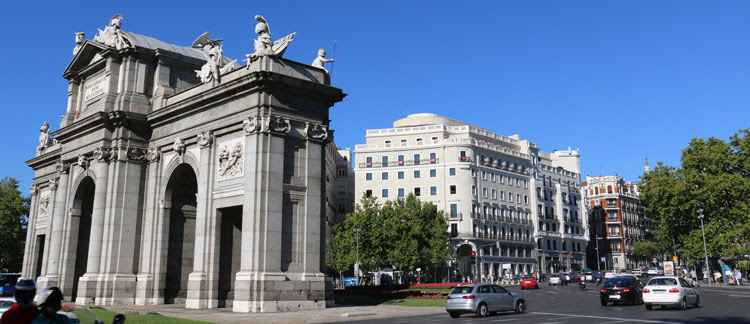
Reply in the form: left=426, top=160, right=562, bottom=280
left=610, top=295, right=621, bottom=299
left=654, top=290, right=665, bottom=294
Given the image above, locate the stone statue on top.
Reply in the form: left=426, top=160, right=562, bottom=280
left=311, top=48, right=334, bottom=73
left=248, top=15, right=295, bottom=60
left=192, top=32, right=238, bottom=84
left=93, top=14, right=132, bottom=50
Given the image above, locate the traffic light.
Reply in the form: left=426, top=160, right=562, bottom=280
left=470, top=251, right=476, bottom=264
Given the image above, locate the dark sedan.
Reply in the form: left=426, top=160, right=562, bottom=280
left=599, top=276, right=644, bottom=306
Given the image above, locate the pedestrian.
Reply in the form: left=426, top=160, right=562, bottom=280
left=713, top=270, right=722, bottom=286
left=735, top=269, right=743, bottom=286
left=725, top=268, right=735, bottom=285
left=32, top=287, right=73, bottom=324
left=0, top=278, right=39, bottom=324
left=690, top=268, right=697, bottom=286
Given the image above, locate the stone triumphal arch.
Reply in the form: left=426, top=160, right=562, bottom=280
left=24, top=14, right=345, bottom=313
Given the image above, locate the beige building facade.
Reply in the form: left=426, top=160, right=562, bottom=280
left=353, top=114, right=585, bottom=280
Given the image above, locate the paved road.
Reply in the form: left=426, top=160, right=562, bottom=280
left=341, top=280, right=750, bottom=324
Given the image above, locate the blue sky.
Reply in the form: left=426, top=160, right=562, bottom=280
left=2, top=1, right=749, bottom=193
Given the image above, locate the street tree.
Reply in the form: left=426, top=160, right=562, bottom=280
left=0, top=177, right=30, bottom=272
left=640, top=128, right=750, bottom=264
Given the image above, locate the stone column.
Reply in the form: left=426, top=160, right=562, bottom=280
left=135, top=148, right=161, bottom=305
left=77, top=147, right=110, bottom=305
left=188, top=132, right=214, bottom=309
left=22, top=185, right=38, bottom=278
left=234, top=115, right=288, bottom=313
left=39, top=162, right=69, bottom=288
left=300, top=127, right=327, bottom=307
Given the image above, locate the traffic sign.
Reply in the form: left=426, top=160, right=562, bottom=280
left=673, top=256, right=679, bottom=263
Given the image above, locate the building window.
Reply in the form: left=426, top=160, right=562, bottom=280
left=398, top=188, right=405, bottom=197
left=400, top=139, right=407, bottom=143
left=398, top=155, right=404, bottom=165
left=491, top=173, right=496, bottom=182
left=451, top=224, right=458, bottom=237
left=491, top=189, right=497, bottom=199
left=449, top=168, right=456, bottom=176
left=414, top=170, right=420, bottom=178
left=430, top=152, right=437, bottom=163
left=430, top=186, right=437, bottom=196
left=382, top=189, right=389, bottom=198
left=366, top=156, right=372, bottom=167
left=509, top=193, right=514, bottom=202
left=382, top=156, right=388, bottom=166
left=381, top=172, right=388, bottom=180
left=516, top=193, right=520, bottom=203
left=366, top=173, right=372, bottom=181
left=523, top=180, right=528, bottom=189
left=553, top=241, right=557, bottom=250
left=482, top=188, right=488, bottom=198
left=524, top=195, right=528, bottom=204
left=450, top=185, right=457, bottom=194
left=385, top=140, right=391, bottom=144
left=516, top=178, right=520, bottom=186
left=460, top=150, right=467, bottom=161
left=499, top=176, right=504, bottom=184
left=414, top=187, right=421, bottom=196
left=398, top=171, right=404, bottom=179
left=450, top=203, right=458, bottom=216
left=430, top=169, right=437, bottom=177
left=432, top=136, right=439, bottom=141
left=500, top=191, right=505, bottom=200
left=414, top=154, right=420, bottom=165
left=365, top=190, right=372, bottom=197
left=338, top=204, right=345, bottom=212
left=472, top=185, right=477, bottom=196
left=482, top=171, right=487, bottom=180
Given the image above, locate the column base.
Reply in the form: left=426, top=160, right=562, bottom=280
left=135, top=273, right=163, bottom=305
left=186, top=272, right=219, bottom=309
left=36, top=275, right=59, bottom=290
left=75, top=274, right=100, bottom=305
left=96, top=273, right=136, bottom=305
left=231, top=271, right=328, bottom=313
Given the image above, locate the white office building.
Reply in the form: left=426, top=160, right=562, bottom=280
left=353, top=113, right=586, bottom=281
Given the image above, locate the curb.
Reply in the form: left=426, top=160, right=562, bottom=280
left=341, top=312, right=378, bottom=317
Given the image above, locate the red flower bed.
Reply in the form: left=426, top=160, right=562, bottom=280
left=406, top=292, right=447, bottom=299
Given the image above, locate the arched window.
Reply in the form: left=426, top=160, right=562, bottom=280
left=607, top=186, right=613, bottom=193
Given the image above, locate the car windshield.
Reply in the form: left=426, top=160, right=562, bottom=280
left=648, top=278, right=678, bottom=286
left=0, top=300, right=14, bottom=308
left=604, top=277, right=632, bottom=287
left=450, top=286, right=474, bottom=294
left=522, top=276, right=534, bottom=280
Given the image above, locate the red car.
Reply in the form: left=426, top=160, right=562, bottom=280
left=520, top=276, right=539, bottom=289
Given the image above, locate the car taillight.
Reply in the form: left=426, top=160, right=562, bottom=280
left=669, top=288, right=680, bottom=293
left=643, top=289, right=650, bottom=293
left=463, top=295, right=475, bottom=299
left=623, top=287, right=631, bottom=292
left=600, top=288, right=606, bottom=293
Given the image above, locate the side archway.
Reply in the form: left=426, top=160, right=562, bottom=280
left=69, top=176, right=95, bottom=302
left=163, top=163, right=198, bottom=304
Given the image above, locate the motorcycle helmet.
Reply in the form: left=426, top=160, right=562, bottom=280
left=14, top=278, right=36, bottom=307
left=36, top=286, right=63, bottom=308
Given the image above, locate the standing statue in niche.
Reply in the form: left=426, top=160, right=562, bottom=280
left=93, top=14, right=132, bottom=50
left=248, top=15, right=296, bottom=60
left=192, top=32, right=239, bottom=84
left=311, top=48, right=334, bottom=73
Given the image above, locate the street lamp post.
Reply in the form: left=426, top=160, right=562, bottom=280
left=698, top=210, right=711, bottom=285
left=354, top=227, right=361, bottom=284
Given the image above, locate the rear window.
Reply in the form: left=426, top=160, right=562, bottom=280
left=604, top=277, right=632, bottom=287
left=522, top=276, right=534, bottom=280
left=648, top=278, right=677, bottom=286
left=450, top=286, right=474, bottom=294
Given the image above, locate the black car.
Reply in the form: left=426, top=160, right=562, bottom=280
left=599, top=276, right=643, bottom=306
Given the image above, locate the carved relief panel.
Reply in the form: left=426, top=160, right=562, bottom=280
left=217, top=138, right=244, bottom=181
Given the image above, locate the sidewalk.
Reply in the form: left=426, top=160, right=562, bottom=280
left=104, top=303, right=445, bottom=324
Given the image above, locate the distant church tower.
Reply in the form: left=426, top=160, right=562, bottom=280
left=644, top=157, right=651, bottom=173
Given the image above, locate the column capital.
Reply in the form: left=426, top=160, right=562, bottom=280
left=266, top=115, right=291, bottom=134
left=29, top=184, right=38, bottom=196
left=77, top=154, right=90, bottom=170
left=243, top=116, right=260, bottom=135
left=145, top=147, right=161, bottom=163
left=48, top=178, right=59, bottom=190
left=55, top=159, right=69, bottom=174
left=197, top=131, right=213, bottom=147
left=93, top=146, right=110, bottom=161
left=304, top=122, right=329, bottom=143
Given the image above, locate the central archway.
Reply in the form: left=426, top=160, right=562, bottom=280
left=164, top=164, right=198, bottom=304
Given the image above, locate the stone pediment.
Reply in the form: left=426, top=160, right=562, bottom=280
left=63, top=41, right=110, bottom=78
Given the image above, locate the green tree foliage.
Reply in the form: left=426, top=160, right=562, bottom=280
left=631, top=241, right=662, bottom=257
left=640, top=128, right=750, bottom=262
left=326, top=193, right=451, bottom=273
left=0, top=177, right=30, bottom=272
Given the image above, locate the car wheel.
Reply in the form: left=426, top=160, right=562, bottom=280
left=515, top=300, right=526, bottom=314
left=476, top=303, right=489, bottom=317
left=449, top=312, right=460, bottom=318
left=693, top=295, right=699, bottom=308
left=600, top=300, right=607, bottom=306
left=680, top=297, right=687, bottom=310
left=645, top=303, right=652, bottom=310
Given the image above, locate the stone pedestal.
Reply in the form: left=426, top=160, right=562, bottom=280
left=75, top=274, right=99, bottom=305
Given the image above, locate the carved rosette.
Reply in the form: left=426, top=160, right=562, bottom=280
left=305, top=122, right=329, bottom=142
left=78, top=154, right=89, bottom=170
left=48, top=178, right=59, bottom=191
left=243, top=116, right=260, bottom=135
left=145, top=148, right=160, bottom=163
left=29, top=184, right=38, bottom=196
left=127, top=148, right=147, bottom=161
left=173, top=137, right=186, bottom=156
left=197, top=131, right=213, bottom=147
left=268, top=116, right=291, bottom=134
left=94, top=147, right=110, bottom=161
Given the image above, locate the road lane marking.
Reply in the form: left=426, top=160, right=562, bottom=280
left=487, top=319, right=521, bottom=323
left=530, top=312, right=671, bottom=323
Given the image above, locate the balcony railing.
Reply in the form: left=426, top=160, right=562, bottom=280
left=359, top=158, right=439, bottom=168
left=471, top=212, right=482, bottom=219
left=446, top=212, right=462, bottom=220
